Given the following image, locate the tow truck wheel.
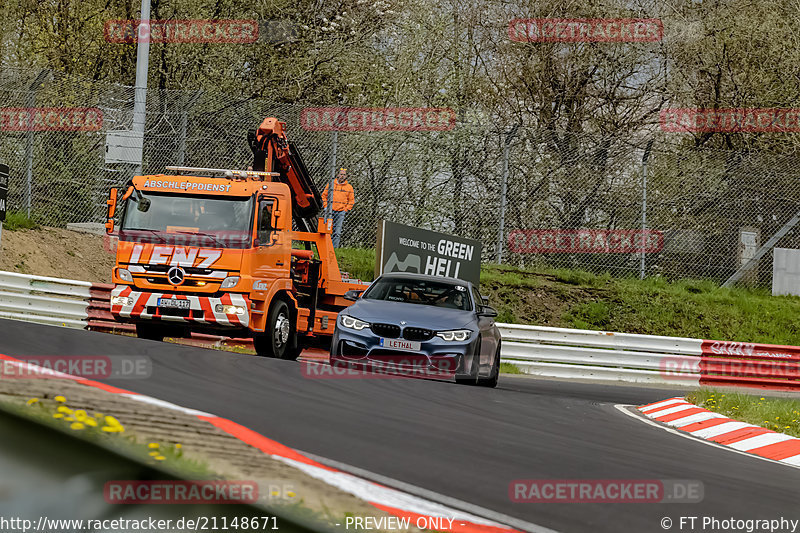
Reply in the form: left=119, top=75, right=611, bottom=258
left=136, top=323, right=165, bottom=342
left=255, top=300, right=295, bottom=359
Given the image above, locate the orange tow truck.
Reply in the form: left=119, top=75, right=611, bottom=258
left=104, top=117, right=368, bottom=359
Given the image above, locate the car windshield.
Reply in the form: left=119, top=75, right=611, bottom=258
left=119, top=191, right=254, bottom=249
left=362, top=277, right=472, bottom=311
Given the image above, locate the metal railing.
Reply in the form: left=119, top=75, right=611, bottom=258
left=1, top=270, right=797, bottom=389
left=499, top=323, right=702, bottom=385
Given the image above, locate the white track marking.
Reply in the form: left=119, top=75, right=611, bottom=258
left=640, top=398, right=685, bottom=413
left=615, top=404, right=800, bottom=472
left=729, top=433, right=796, bottom=451
left=647, top=403, right=696, bottom=417
left=666, top=412, right=727, bottom=427
left=690, top=422, right=752, bottom=439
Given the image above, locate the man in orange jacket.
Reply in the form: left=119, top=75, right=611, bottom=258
left=322, top=167, right=355, bottom=248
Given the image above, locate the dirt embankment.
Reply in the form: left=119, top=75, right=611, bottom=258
left=0, top=227, right=115, bottom=283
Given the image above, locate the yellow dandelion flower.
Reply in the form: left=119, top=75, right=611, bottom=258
left=64, top=417, right=74, bottom=422
left=148, top=443, right=159, bottom=449
left=56, top=406, right=72, bottom=414
left=53, top=413, right=64, bottom=419
left=149, top=451, right=160, bottom=456
left=54, top=395, right=66, bottom=403
left=101, top=426, right=124, bottom=433
left=154, top=455, right=165, bottom=461
left=85, top=418, right=98, bottom=427
left=175, top=444, right=182, bottom=449
left=73, top=410, right=87, bottom=421
left=287, top=491, right=296, bottom=498
left=70, top=422, right=85, bottom=430
left=104, top=415, right=122, bottom=427
left=26, top=398, right=39, bottom=406
left=760, top=397, right=765, bottom=400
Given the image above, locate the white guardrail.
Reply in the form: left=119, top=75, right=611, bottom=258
left=499, top=323, right=702, bottom=385
left=0, top=271, right=92, bottom=329
left=0, top=270, right=704, bottom=384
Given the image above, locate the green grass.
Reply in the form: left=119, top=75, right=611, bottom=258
left=3, top=211, right=39, bottom=231
left=500, top=362, right=523, bottom=374
left=335, top=247, right=376, bottom=282
left=687, top=389, right=800, bottom=438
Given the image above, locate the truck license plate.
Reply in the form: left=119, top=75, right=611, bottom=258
left=380, top=338, right=421, bottom=351
left=157, top=298, right=190, bottom=309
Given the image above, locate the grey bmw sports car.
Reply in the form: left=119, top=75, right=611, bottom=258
left=329, top=272, right=502, bottom=387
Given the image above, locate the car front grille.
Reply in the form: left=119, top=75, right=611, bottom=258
left=403, top=327, right=434, bottom=341
left=370, top=323, right=401, bottom=338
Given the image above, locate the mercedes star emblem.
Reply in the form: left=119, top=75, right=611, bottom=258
left=167, top=266, right=185, bottom=285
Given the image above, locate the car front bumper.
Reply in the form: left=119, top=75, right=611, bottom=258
left=330, top=325, right=478, bottom=377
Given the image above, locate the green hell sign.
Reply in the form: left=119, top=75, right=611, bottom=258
left=0, top=163, right=8, bottom=223
left=376, top=220, right=482, bottom=286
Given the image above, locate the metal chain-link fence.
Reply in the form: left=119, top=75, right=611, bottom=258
left=2, top=66, right=800, bottom=285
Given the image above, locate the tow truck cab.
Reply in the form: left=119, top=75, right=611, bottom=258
left=106, top=166, right=367, bottom=359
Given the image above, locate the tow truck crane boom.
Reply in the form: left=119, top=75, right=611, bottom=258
left=247, top=117, right=323, bottom=233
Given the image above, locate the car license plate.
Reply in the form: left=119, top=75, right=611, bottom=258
left=380, top=338, right=421, bottom=351
left=157, top=297, right=190, bottom=309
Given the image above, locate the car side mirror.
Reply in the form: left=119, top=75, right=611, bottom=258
left=478, top=305, right=498, bottom=318
left=344, top=289, right=363, bottom=301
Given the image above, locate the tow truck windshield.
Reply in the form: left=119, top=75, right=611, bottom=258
left=119, top=191, right=254, bottom=249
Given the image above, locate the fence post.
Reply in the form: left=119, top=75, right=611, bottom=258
left=132, top=0, right=152, bottom=175
left=25, top=70, right=50, bottom=218
left=325, top=130, right=338, bottom=222
left=176, top=91, right=202, bottom=166
left=496, top=124, right=520, bottom=264
left=640, top=139, right=654, bottom=279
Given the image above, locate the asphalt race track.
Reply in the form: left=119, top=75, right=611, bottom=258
left=2, top=318, right=799, bottom=533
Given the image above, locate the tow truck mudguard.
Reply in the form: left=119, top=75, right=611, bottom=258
left=110, top=286, right=250, bottom=327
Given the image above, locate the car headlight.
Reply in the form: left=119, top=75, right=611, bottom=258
left=436, top=329, right=471, bottom=342
left=220, top=276, right=240, bottom=289
left=339, top=314, right=370, bottom=331
left=117, top=268, right=133, bottom=282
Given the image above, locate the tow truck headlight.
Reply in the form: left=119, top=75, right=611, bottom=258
left=220, top=276, right=240, bottom=289
left=215, top=304, right=246, bottom=315
left=339, top=314, right=370, bottom=331
left=436, top=329, right=471, bottom=342
left=111, top=296, right=134, bottom=306
left=117, top=268, right=133, bottom=282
